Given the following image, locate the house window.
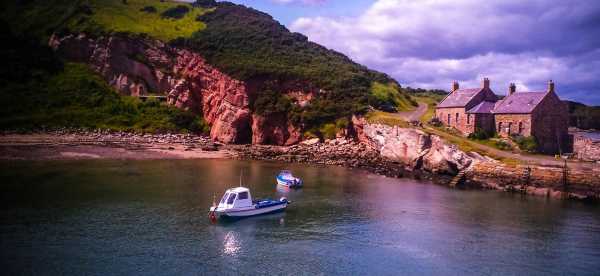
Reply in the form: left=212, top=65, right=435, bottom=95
left=455, top=113, right=459, bottom=124
left=447, top=114, right=451, bottom=124
left=507, top=122, right=513, bottom=135
left=467, top=114, right=471, bottom=124
left=518, top=122, right=523, bottom=134
left=498, top=122, right=503, bottom=132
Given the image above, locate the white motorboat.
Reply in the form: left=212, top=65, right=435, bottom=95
left=209, top=187, right=289, bottom=220
left=276, top=170, right=303, bottom=188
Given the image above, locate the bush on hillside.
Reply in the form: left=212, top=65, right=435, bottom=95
left=161, top=5, right=189, bottom=19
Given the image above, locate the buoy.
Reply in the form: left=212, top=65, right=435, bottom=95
left=208, top=211, right=217, bottom=223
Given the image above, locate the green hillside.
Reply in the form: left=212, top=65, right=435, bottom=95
left=0, top=24, right=208, bottom=133
left=566, top=101, right=600, bottom=130
left=1, top=0, right=417, bottom=134
left=1, top=0, right=209, bottom=41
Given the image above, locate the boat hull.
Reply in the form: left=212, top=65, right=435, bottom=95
left=276, top=177, right=302, bottom=188
left=214, top=202, right=288, bottom=219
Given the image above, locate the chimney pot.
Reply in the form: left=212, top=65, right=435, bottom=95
left=451, top=81, right=459, bottom=92
left=482, top=77, right=490, bottom=89
left=548, top=80, right=555, bottom=93
left=509, top=83, right=516, bottom=95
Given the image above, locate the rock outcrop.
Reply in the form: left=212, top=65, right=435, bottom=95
left=354, top=118, right=475, bottom=175
left=49, top=33, right=309, bottom=145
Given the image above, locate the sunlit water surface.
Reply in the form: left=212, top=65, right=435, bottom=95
left=1, top=159, right=599, bottom=275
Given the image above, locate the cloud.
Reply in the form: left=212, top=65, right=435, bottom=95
left=290, top=0, right=600, bottom=105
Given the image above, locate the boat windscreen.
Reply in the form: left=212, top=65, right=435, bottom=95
left=220, top=193, right=228, bottom=204
left=227, top=193, right=236, bottom=204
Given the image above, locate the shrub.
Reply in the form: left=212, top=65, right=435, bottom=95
left=140, top=6, right=157, bottom=13
left=320, top=123, right=337, bottom=140
left=252, top=88, right=292, bottom=116
left=428, top=117, right=442, bottom=127
left=513, top=135, right=538, bottom=152
left=468, top=128, right=491, bottom=140
left=161, top=5, right=189, bottom=19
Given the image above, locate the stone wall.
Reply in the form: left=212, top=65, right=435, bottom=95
left=573, top=133, right=600, bottom=162
left=531, top=92, right=569, bottom=154
left=468, top=162, right=600, bottom=200
left=495, top=114, right=532, bottom=137
left=472, top=113, right=495, bottom=134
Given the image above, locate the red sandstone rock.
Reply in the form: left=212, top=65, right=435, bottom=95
left=49, top=33, right=308, bottom=145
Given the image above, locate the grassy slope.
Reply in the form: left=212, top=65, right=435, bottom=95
left=1, top=63, right=208, bottom=133
left=410, top=92, right=446, bottom=122
left=371, top=82, right=417, bottom=112
left=0, top=25, right=208, bottom=133
left=3, top=0, right=208, bottom=41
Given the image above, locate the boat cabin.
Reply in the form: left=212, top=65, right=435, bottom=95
left=218, top=187, right=253, bottom=209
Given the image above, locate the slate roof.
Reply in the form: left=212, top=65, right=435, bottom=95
left=467, top=101, right=496, bottom=113
left=579, top=132, right=600, bottom=142
left=492, top=92, right=547, bottom=114
left=437, top=88, right=483, bottom=108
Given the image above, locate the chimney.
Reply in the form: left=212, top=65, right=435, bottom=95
left=547, top=80, right=555, bottom=93
left=509, top=83, right=516, bottom=95
left=482, top=77, right=490, bottom=89
left=451, top=81, right=459, bottom=92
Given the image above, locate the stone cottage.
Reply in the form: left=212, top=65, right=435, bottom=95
left=435, top=78, right=498, bottom=135
left=435, top=78, right=569, bottom=154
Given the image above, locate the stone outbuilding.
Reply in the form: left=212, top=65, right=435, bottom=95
left=435, top=78, right=569, bottom=154
left=573, top=131, right=600, bottom=162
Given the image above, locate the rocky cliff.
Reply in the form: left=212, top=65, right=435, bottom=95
left=49, top=33, right=308, bottom=145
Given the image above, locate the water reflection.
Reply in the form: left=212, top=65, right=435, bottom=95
left=222, top=231, right=241, bottom=256
left=1, top=159, right=599, bottom=275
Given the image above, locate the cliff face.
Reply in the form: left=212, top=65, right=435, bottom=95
left=49, top=33, right=306, bottom=145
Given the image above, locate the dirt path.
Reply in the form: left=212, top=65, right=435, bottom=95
left=396, top=103, right=428, bottom=122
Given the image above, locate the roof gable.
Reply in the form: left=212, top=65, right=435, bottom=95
left=437, top=88, right=483, bottom=108
left=492, top=92, right=548, bottom=114
left=467, top=101, right=496, bottom=113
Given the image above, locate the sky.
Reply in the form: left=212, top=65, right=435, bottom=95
left=222, top=0, right=600, bottom=106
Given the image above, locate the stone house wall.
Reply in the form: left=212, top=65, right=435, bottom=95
left=436, top=107, right=469, bottom=134
left=531, top=92, right=569, bottom=154
left=472, top=113, right=496, bottom=134
left=495, top=114, right=532, bottom=137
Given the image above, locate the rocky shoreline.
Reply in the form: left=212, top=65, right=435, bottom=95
left=1, top=128, right=599, bottom=202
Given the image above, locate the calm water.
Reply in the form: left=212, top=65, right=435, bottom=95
left=1, top=159, right=599, bottom=275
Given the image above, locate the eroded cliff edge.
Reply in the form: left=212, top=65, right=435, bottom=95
left=50, top=33, right=307, bottom=145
